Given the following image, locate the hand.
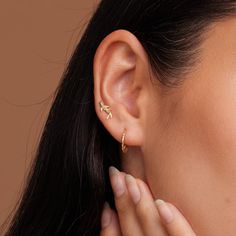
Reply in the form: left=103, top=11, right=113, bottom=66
left=100, top=166, right=196, bottom=236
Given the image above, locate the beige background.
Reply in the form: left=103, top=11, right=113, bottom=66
left=0, top=0, right=97, bottom=226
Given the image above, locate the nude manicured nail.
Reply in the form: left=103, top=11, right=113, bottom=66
left=109, top=166, right=125, bottom=197
left=155, top=199, right=174, bottom=224
left=125, top=174, right=141, bottom=204
left=101, top=202, right=112, bottom=228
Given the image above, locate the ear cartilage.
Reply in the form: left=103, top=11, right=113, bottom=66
left=99, top=101, right=113, bottom=119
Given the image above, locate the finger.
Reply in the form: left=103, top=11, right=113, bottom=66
left=100, top=202, right=122, bottom=236
left=126, top=176, right=167, bottom=236
left=155, top=199, right=196, bottom=236
left=109, top=166, right=143, bottom=236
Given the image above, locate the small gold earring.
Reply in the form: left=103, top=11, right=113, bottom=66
left=99, top=101, right=112, bottom=119
left=121, top=128, right=128, bottom=153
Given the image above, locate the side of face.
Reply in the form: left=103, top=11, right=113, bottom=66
left=93, top=16, right=236, bottom=235
left=144, top=17, right=236, bottom=236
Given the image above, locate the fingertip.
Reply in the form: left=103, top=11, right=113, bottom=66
left=155, top=199, right=174, bottom=224
left=136, top=178, right=146, bottom=189
left=156, top=201, right=196, bottom=235
left=136, top=179, right=153, bottom=198
left=155, top=200, right=185, bottom=223
left=100, top=202, right=122, bottom=236
left=101, top=202, right=112, bottom=229
left=125, top=174, right=141, bottom=204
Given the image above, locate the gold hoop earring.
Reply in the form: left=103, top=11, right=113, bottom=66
left=121, top=128, right=128, bottom=153
left=99, top=101, right=112, bottom=119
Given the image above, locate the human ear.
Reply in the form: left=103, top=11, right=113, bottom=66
left=93, top=29, right=152, bottom=150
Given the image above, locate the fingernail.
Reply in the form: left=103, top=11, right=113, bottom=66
left=109, top=166, right=125, bottom=197
left=155, top=199, right=174, bottom=224
left=101, top=202, right=112, bottom=228
left=125, top=174, right=141, bottom=204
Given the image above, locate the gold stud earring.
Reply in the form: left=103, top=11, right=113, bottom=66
left=99, top=101, right=112, bottom=119
left=121, top=128, right=128, bottom=153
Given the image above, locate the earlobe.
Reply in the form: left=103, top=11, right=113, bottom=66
left=93, top=29, right=151, bottom=149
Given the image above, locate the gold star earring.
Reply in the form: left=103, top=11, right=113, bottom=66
left=121, top=128, right=128, bottom=153
left=99, top=101, right=112, bottom=119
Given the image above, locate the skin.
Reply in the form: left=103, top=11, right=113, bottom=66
left=94, top=16, right=236, bottom=235
left=100, top=167, right=196, bottom=235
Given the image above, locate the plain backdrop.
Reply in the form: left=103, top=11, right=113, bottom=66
left=0, top=0, right=98, bottom=226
